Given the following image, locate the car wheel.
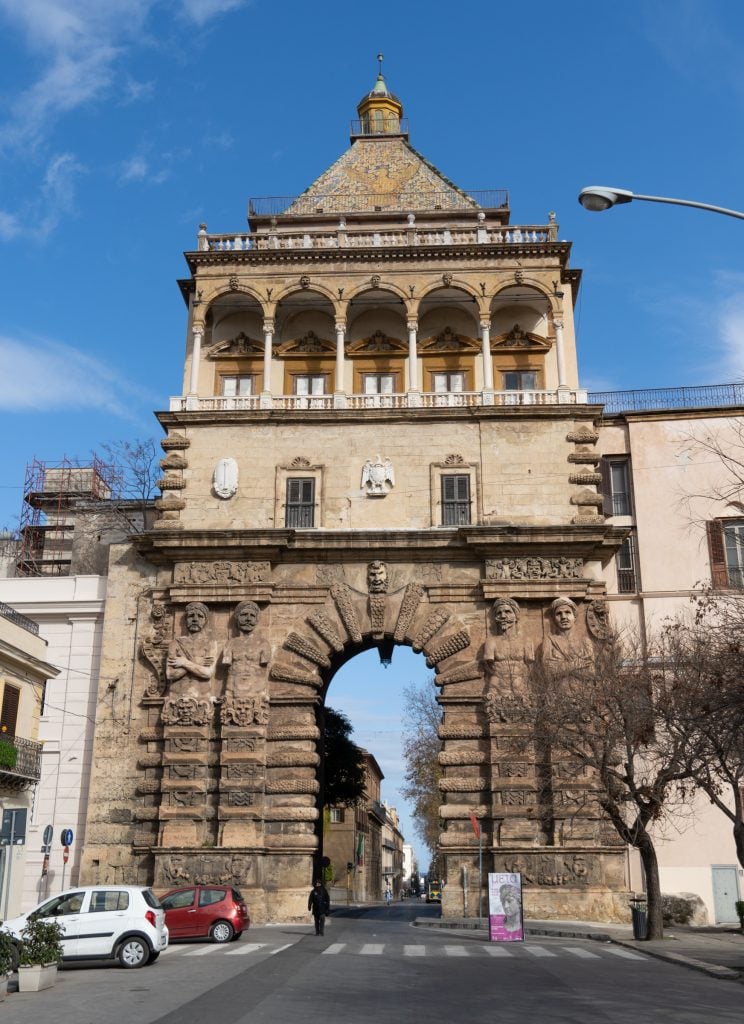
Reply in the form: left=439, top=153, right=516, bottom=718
left=147, top=950, right=160, bottom=964
left=210, top=920, right=234, bottom=943
left=118, top=936, right=150, bottom=968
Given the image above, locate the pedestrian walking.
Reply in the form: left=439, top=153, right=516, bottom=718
left=384, top=886, right=392, bottom=906
left=308, top=879, right=330, bottom=935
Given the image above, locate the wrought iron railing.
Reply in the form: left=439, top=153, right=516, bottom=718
left=0, top=734, right=43, bottom=783
left=0, top=600, right=39, bottom=636
left=590, top=382, right=744, bottom=415
left=248, top=189, right=509, bottom=217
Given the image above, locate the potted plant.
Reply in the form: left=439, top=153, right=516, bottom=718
left=0, top=736, right=17, bottom=769
left=17, top=917, right=63, bottom=992
left=0, top=931, right=19, bottom=1000
left=736, top=900, right=744, bottom=932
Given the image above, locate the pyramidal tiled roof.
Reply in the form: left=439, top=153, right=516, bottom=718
left=285, top=136, right=480, bottom=215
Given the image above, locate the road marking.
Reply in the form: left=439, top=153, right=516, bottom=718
left=323, top=943, right=345, bottom=955
left=524, top=945, right=557, bottom=958
left=224, top=943, right=266, bottom=956
left=267, top=943, right=294, bottom=955
left=483, top=945, right=514, bottom=957
left=444, top=945, right=469, bottom=957
left=360, top=944, right=384, bottom=955
left=404, top=945, right=426, bottom=957
left=564, top=947, right=600, bottom=959
left=160, top=946, right=178, bottom=955
left=183, top=945, right=222, bottom=956
left=605, top=947, right=648, bottom=961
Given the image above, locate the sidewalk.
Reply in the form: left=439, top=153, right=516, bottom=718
left=414, top=916, right=744, bottom=982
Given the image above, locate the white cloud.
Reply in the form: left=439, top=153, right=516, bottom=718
left=181, top=0, right=245, bottom=26
left=0, top=0, right=248, bottom=149
left=0, top=211, right=22, bottom=241
left=0, top=334, right=154, bottom=420
left=0, top=152, right=85, bottom=243
left=716, top=289, right=744, bottom=381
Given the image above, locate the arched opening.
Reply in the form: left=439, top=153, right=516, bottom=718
left=318, top=645, right=434, bottom=904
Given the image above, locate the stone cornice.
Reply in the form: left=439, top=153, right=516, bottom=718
left=134, top=524, right=627, bottom=565
left=184, top=241, right=572, bottom=273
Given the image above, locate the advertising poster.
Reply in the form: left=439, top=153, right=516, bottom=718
left=488, top=872, right=524, bottom=942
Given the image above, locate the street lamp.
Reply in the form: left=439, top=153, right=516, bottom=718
left=578, top=186, right=744, bottom=221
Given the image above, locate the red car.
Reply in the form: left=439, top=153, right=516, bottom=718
left=160, top=885, right=250, bottom=943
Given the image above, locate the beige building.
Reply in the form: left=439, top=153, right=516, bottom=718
left=0, top=602, right=57, bottom=918
left=593, top=396, right=744, bottom=923
left=381, top=802, right=404, bottom=898
left=324, top=751, right=384, bottom=904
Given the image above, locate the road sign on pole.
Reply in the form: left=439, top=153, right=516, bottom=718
left=61, top=828, right=74, bottom=847
left=42, top=825, right=53, bottom=847
left=62, top=845, right=70, bottom=864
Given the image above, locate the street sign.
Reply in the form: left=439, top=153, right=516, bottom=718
left=61, top=828, right=74, bottom=846
left=62, top=845, right=70, bottom=864
left=42, top=824, right=53, bottom=846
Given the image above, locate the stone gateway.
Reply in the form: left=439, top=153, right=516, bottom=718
left=80, top=68, right=629, bottom=923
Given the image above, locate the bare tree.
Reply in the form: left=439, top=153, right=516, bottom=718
left=666, top=596, right=744, bottom=871
left=400, top=677, right=441, bottom=861
left=514, top=635, right=698, bottom=940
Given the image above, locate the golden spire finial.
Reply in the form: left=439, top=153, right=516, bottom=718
left=377, top=52, right=384, bottom=76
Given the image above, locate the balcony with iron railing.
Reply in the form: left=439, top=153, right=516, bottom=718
left=590, top=382, right=744, bottom=415
left=0, top=733, right=43, bottom=790
left=170, top=388, right=588, bottom=413
left=0, top=600, right=40, bottom=636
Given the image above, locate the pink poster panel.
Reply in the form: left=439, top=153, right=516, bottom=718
left=488, top=872, right=524, bottom=942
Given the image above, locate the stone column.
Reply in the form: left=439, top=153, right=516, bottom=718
left=334, top=320, right=347, bottom=408
left=261, top=319, right=274, bottom=410
left=480, top=319, right=494, bottom=394
left=554, top=317, right=568, bottom=393
left=188, top=325, right=203, bottom=395
left=407, top=319, right=421, bottom=406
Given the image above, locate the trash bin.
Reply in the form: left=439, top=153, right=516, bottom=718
left=629, top=898, right=648, bottom=940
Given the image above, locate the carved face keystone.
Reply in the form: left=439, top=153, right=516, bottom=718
left=367, top=561, right=388, bottom=594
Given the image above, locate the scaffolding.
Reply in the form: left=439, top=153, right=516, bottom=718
left=16, top=455, right=124, bottom=577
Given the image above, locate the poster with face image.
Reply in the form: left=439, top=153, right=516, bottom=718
left=488, top=872, right=524, bottom=942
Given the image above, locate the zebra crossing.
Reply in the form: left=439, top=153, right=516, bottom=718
left=160, top=939, right=648, bottom=963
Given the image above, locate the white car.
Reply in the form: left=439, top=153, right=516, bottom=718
left=1, top=885, right=168, bottom=969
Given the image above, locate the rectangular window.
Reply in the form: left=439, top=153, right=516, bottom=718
left=502, top=371, right=537, bottom=390
left=220, top=374, right=254, bottom=397
left=616, top=533, right=638, bottom=593
left=601, top=457, right=632, bottom=516
left=329, top=807, right=344, bottom=823
left=708, top=519, right=744, bottom=588
left=0, top=682, right=20, bottom=737
left=432, top=372, right=465, bottom=393
left=294, top=375, right=326, bottom=396
left=362, top=373, right=396, bottom=395
left=441, top=474, right=471, bottom=526
left=286, top=478, right=315, bottom=528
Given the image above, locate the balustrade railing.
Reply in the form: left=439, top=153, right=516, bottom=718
left=0, top=600, right=39, bottom=636
left=169, top=389, right=588, bottom=412
left=199, top=223, right=556, bottom=253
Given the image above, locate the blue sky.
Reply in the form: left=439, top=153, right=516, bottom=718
left=2, top=0, right=744, bottom=864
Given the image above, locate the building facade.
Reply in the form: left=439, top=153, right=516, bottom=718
left=0, top=603, right=57, bottom=918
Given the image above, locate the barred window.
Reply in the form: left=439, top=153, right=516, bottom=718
left=441, top=474, right=470, bottom=526
left=616, top=532, right=639, bottom=593
left=286, top=478, right=315, bottom=528
left=600, top=457, right=632, bottom=516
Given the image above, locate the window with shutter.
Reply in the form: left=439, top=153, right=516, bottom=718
left=441, top=474, right=470, bottom=526
left=0, top=683, right=20, bottom=737
left=707, top=520, right=729, bottom=588
left=286, top=477, right=315, bottom=527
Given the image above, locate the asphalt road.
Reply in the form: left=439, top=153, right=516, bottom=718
left=3, top=903, right=743, bottom=1024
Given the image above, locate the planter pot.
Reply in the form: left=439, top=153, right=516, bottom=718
left=0, top=973, right=9, bottom=1001
left=18, top=963, right=58, bottom=992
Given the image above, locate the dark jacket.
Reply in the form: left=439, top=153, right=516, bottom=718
left=308, top=885, right=330, bottom=916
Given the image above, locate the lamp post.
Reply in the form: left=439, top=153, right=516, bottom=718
left=578, top=186, right=744, bottom=221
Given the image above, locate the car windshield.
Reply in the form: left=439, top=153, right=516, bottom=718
left=34, top=892, right=86, bottom=917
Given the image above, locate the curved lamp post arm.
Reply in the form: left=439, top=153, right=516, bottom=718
left=578, top=186, right=744, bottom=221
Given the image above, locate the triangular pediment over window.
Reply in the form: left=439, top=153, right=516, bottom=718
left=207, top=332, right=264, bottom=358
left=347, top=331, right=408, bottom=356
left=418, top=326, right=480, bottom=355
left=277, top=331, right=336, bottom=357
left=491, top=324, right=551, bottom=352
